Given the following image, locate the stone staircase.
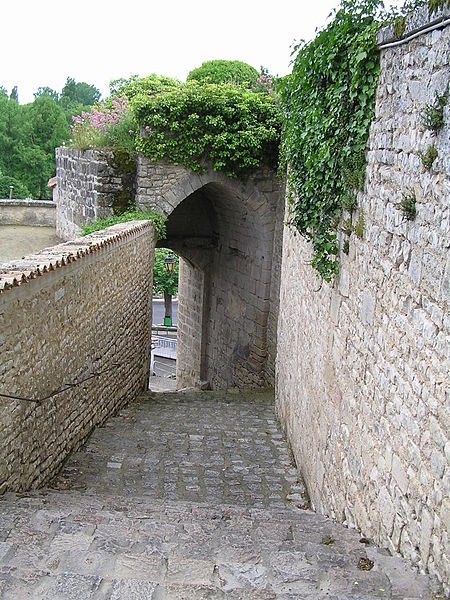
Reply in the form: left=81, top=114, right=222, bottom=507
left=0, top=390, right=444, bottom=599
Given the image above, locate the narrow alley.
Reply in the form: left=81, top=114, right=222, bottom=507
left=0, top=390, right=442, bottom=599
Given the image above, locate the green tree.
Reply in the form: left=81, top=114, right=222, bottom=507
left=0, top=174, right=30, bottom=198
left=60, top=76, right=102, bottom=126
left=34, top=86, right=60, bottom=102
left=0, top=92, right=25, bottom=180
left=0, top=90, right=70, bottom=198
left=9, top=86, right=18, bottom=103
left=153, top=248, right=179, bottom=326
left=14, top=145, right=50, bottom=199
left=61, top=76, right=101, bottom=107
left=26, top=95, right=69, bottom=155
left=187, top=60, right=259, bottom=86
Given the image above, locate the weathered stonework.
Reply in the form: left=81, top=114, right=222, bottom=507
left=55, top=148, right=135, bottom=240
left=0, top=199, right=56, bottom=227
left=176, top=257, right=206, bottom=389
left=137, top=157, right=283, bottom=390
left=55, top=151, right=283, bottom=391
left=276, top=9, right=449, bottom=589
left=0, top=221, right=155, bottom=493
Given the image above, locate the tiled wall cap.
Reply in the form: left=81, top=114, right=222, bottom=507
left=0, top=220, right=154, bottom=294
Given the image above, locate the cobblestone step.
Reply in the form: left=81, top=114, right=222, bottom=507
left=49, top=390, right=310, bottom=511
left=0, top=490, right=442, bottom=599
left=0, top=390, right=444, bottom=598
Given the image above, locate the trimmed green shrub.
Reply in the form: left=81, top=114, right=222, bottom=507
left=187, top=60, right=259, bottom=86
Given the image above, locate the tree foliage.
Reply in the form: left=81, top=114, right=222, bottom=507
left=153, top=248, right=179, bottom=296
left=0, top=92, right=69, bottom=198
left=187, top=60, right=259, bottom=86
left=60, top=77, right=101, bottom=108
left=34, top=86, right=60, bottom=102
left=279, top=0, right=381, bottom=281
left=0, top=174, right=30, bottom=198
left=0, top=77, right=100, bottom=198
left=9, top=86, right=18, bottom=103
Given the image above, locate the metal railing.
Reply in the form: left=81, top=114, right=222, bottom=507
left=0, top=361, right=123, bottom=405
left=153, top=336, right=177, bottom=351
left=151, top=325, right=177, bottom=335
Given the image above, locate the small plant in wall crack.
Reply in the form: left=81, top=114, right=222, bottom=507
left=354, top=211, right=365, bottom=239
left=342, top=218, right=354, bottom=236
left=420, top=89, right=448, bottom=133
left=400, top=192, right=417, bottom=221
left=418, top=145, right=438, bottom=170
left=393, top=15, right=406, bottom=38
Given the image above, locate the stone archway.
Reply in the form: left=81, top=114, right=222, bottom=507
left=137, top=157, right=284, bottom=390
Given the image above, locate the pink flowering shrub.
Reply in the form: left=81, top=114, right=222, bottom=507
left=252, top=69, right=277, bottom=97
left=70, top=95, right=136, bottom=153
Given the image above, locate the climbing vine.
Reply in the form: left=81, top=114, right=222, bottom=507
left=279, top=0, right=382, bottom=281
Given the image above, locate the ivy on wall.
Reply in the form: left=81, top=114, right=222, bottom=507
left=279, top=0, right=382, bottom=281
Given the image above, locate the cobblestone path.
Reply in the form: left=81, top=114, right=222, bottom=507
left=52, top=390, right=307, bottom=509
left=0, top=390, right=443, bottom=599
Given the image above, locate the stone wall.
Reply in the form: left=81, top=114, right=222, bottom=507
left=55, top=151, right=283, bottom=391
left=275, top=7, right=449, bottom=588
left=0, top=221, right=155, bottom=492
left=137, top=157, right=283, bottom=389
left=0, top=199, right=55, bottom=227
left=203, top=184, right=275, bottom=389
left=176, top=258, right=205, bottom=388
left=55, top=148, right=136, bottom=240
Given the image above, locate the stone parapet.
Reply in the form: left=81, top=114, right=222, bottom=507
left=0, top=220, right=155, bottom=492
left=0, top=199, right=55, bottom=227
left=55, top=147, right=136, bottom=240
left=377, top=3, right=450, bottom=45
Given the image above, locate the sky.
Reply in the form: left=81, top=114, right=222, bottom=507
left=2, top=0, right=404, bottom=105
left=1, top=0, right=339, bottom=104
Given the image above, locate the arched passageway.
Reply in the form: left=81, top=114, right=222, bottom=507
left=137, top=159, right=283, bottom=390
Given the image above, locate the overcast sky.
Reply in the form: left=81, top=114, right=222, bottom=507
left=2, top=0, right=403, bottom=104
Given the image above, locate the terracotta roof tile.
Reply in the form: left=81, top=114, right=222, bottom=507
left=0, top=220, right=153, bottom=294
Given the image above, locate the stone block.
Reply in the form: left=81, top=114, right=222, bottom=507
left=420, top=507, right=434, bottom=565
left=392, top=453, right=409, bottom=495
left=361, top=289, right=376, bottom=325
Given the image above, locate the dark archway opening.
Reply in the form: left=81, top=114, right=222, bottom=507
left=156, top=181, right=277, bottom=390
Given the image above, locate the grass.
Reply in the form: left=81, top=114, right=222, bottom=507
left=80, top=209, right=166, bottom=239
